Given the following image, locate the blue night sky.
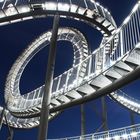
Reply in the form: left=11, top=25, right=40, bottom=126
left=0, top=0, right=140, bottom=140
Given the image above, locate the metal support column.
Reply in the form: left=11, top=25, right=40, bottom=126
left=130, top=111, right=135, bottom=125
left=7, top=129, right=14, bottom=140
left=4, top=114, right=14, bottom=140
left=101, top=96, right=108, bottom=131
left=81, top=104, right=86, bottom=137
left=38, top=13, right=60, bottom=140
left=0, top=107, right=5, bottom=131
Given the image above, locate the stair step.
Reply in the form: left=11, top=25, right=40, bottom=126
left=108, top=25, right=115, bottom=31
left=102, top=20, right=111, bottom=27
left=126, top=55, right=140, bottom=66
left=77, top=84, right=96, bottom=95
left=115, top=61, right=133, bottom=72
left=105, top=68, right=122, bottom=79
left=51, top=99, right=61, bottom=106
left=57, top=95, right=71, bottom=103
left=66, top=90, right=82, bottom=99
left=90, top=74, right=112, bottom=88
left=114, top=67, right=129, bottom=76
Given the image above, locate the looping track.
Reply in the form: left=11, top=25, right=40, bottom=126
left=0, top=0, right=140, bottom=132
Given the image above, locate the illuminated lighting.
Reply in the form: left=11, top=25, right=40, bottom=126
left=132, top=4, right=139, bottom=12
left=0, top=21, right=9, bottom=26
left=63, top=3, right=70, bottom=11
left=58, top=3, right=69, bottom=11
left=123, top=16, right=130, bottom=24
left=131, top=132, right=137, bottom=137
left=116, top=28, right=121, bottom=34
left=105, top=137, right=110, bottom=140
left=136, top=42, right=140, bottom=48
left=20, top=7, right=30, bottom=13
left=122, top=134, right=127, bottom=139
left=0, top=0, right=4, bottom=2
left=44, top=2, right=56, bottom=10
left=0, top=11, right=5, bottom=18
left=11, top=19, right=21, bottom=23
left=96, top=2, right=100, bottom=6
left=114, top=135, right=120, bottom=140
left=104, top=8, right=108, bottom=12
left=5, top=4, right=17, bottom=16
left=70, top=5, right=78, bottom=13
left=98, top=138, right=103, bottom=140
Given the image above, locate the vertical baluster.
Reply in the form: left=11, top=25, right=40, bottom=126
left=135, top=9, right=140, bottom=42
left=84, top=0, right=88, bottom=9
left=25, top=92, right=30, bottom=108
left=88, top=56, right=92, bottom=77
left=130, top=16, right=136, bottom=49
left=37, top=87, right=42, bottom=104
left=132, top=14, right=138, bottom=45
left=56, top=76, right=61, bottom=92
left=102, top=47, right=106, bottom=70
left=124, top=26, right=128, bottom=54
left=31, top=90, right=36, bottom=106
left=120, top=30, right=124, bottom=57
left=126, top=21, right=132, bottom=51
left=76, top=64, right=81, bottom=86
left=94, top=51, right=98, bottom=73
left=65, top=70, right=70, bottom=92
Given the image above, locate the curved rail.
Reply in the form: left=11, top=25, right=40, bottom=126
left=1, top=0, right=140, bottom=131
left=0, top=0, right=116, bottom=35
left=0, top=106, right=60, bottom=129
left=50, top=123, right=140, bottom=140
left=4, top=0, right=118, bottom=117
left=110, top=90, right=140, bottom=114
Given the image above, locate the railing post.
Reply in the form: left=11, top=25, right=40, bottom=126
left=38, top=13, right=60, bottom=140
left=102, top=47, right=106, bottom=71
left=120, top=30, right=124, bottom=57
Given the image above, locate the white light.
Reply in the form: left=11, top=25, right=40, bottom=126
left=58, top=3, right=69, bottom=11
left=132, top=4, right=139, bottom=13
left=122, top=134, right=128, bottom=139
left=98, top=138, right=103, bottom=140
left=5, top=4, right=17, bottom=16
left=96, top=2, right=100, bottom=6
left=105, top=137, right=110, bottom=140
left=131, top=132, right=137, bottom=137
left=123, top=16, right=130, bottom=25
left=20, top=7, right=30, bottom=13
left=116, top=28, right=121, bottom=34
left=104, top=8, right=108, bottom=12
left=0, top=0, right=4, bottom=2
left=63, top=3, right=70, bottom=11
left=114, top=135, right=120, bottom=140
left=44, top=2, right=56, bottom=10
left=136, top=42, right=140, bottom=48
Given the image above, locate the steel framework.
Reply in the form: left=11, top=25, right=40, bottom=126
left=0, top=0, right=140, bottom=139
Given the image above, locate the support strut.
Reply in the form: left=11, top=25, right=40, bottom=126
left=38, top=13, right=60, bottom=140
left=0, top=107, right=6, bottom=131
left=101, top=96, right=108, bottom=131
left=81, top=104, right=86, bottom=136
